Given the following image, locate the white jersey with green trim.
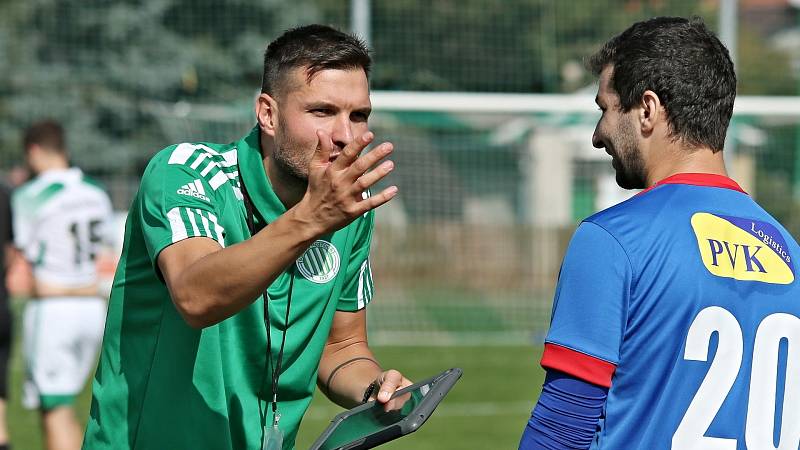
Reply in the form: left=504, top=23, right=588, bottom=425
left=12, top=168, right=113, bottom=287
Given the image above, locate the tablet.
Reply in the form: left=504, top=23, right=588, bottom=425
left=308, top=367, right=462, bottom=450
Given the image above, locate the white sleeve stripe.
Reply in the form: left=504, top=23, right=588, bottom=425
left=357, top=259, right=373, bottom=309
left=197, top=209, right=212, bottom=237
left=190, top=152, right=209, bottom=169
left=185, top=208, right=201, bottom=236
left=200, top=162, right=215, bottom=176
left=357, top=266, right=365, bottom=310
left=167, top=207, right=188, bottom=243
left=168, top=143, right=196, bottom=165
left=209, top=171, right=228, bottom=190
left=208, top=213, right=225, bottom=247
left=221, top=150, right=238, bottom=167
left=197, top=144, right=221, bottom=156
left=365, top=260, right=373, bottom=298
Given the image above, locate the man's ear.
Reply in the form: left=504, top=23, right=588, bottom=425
left=255, top=93, right=278, bottom=137
left=639, top=90, right=663, bottom=135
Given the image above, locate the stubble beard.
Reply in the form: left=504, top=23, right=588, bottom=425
left=272, top=119, right=311, bottom=187
left=612, top=119, right=647, bottom=190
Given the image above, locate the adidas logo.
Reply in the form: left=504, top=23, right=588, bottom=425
left=177, top=179, right=210, bottom=201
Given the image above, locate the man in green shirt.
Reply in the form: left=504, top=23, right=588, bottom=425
left=83, top=25, right=410, bottom=450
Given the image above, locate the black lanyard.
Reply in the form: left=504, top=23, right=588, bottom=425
left=241, top=180, right=293, bottom=433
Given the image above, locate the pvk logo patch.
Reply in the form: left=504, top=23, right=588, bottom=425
left=177, top=179, right=210, bottom=202
left=296, top=240, right=340, bottom=284
left=691, top=212, right=794, bottom=284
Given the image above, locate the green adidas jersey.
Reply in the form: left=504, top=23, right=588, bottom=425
left=83, top=127, right=375, bottom=450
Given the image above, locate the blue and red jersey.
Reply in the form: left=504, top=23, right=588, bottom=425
left=542, top=173, right=800, bottom=449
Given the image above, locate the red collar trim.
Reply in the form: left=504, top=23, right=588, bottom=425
left=639, top=173, right=747, bottom=195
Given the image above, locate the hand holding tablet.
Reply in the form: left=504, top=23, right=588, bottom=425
left=309, top=368, right=463, bottom=450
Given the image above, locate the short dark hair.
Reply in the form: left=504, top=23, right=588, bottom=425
left=23, top=120, right=66, bottom=154
left=261, top=24, right=371, bottom=98
left=587, top=17, right=736, bottom=152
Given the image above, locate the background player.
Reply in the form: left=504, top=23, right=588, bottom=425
left=12, top=120, right=113, bottom=450
left=519, top=17, right=800, bottom=449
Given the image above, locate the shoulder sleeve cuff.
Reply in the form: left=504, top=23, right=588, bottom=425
left=540, top=343, right=616, bottom=388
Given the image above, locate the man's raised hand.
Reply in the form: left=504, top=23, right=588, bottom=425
left=299, top=130, right=397, bottom=235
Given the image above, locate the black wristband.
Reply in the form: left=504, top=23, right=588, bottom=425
left=362, top=381, right=379, bottom=404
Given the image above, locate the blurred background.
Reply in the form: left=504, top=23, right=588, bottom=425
left=2, top=0, right=800, bottom=448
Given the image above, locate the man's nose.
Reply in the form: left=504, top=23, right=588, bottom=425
left=592, top=129, right=604, bottom=149
left=330, top=115, right=354, bottom=149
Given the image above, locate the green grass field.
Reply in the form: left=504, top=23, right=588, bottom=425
left=5, top=299, right=544, bottom=449
left=295, top=346, right=543, bottom=450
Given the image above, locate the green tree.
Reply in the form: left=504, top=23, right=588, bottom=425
left=0, top=0, right=327, bottom=188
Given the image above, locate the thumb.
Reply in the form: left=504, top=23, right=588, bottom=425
left=377, top=369, right=403, bottom=403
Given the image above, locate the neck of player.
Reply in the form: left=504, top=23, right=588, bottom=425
left=32, top=155, right=69, bottom=175
left=645, top=143, right=729, bottom=188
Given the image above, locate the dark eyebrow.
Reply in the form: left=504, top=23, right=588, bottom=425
left=306, top=101, right=337, bottom=111
left=305, top=102, right=371, bottom=117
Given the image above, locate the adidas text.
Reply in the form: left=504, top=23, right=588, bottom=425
left=177, top=188, right=210, bottom=201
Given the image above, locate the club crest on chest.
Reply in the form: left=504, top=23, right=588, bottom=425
left=296, top=240, right=340, bottom=284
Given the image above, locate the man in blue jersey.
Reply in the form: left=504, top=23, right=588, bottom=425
left=519, top=17, right=800, bottom=450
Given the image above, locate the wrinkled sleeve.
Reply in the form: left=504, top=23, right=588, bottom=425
left=137, top=146, right=227, bottom=269
left=540, top=221, right=632, bottom=388
left=337, top=208, right=375, bottom=312
left=11, top=188, right=34, bottom=258
left=518, top=370, right=608, bottom=450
